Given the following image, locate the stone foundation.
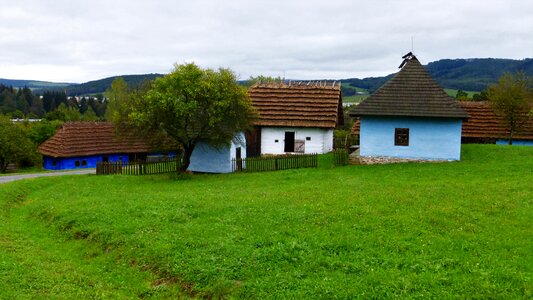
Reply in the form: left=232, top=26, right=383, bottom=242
left=349, top=152, right=450, bottom=165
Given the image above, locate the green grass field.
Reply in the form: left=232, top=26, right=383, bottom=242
left=444, top=89, right=480, bottom=99
left=1, top=145, right=532, bottom=298
left=341, top=83, right=369, bottom=103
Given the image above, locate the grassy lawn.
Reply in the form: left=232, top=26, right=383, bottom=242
left=444, top=88, right=480, bottom=99
left=341, top=83, right=369, bottom=104
left=342, top=94, right=368, bottom=104
left=1, top=144, right=532, bottom=298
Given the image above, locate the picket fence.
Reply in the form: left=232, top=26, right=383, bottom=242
left=96, top=158, right=177, bottom=175
left=231, top=153, right=318, bottom=172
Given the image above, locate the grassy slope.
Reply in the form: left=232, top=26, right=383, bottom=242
left=1, top=145, right=532, bottom=298
left=444, top=89, right=479, bottom=99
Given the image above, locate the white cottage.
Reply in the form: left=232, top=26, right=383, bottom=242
left=247, top=82, right=343, bottom=156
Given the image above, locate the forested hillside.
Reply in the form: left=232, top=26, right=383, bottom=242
left=0, top=79, right=73, bottom=90
left=342, top=58, right=533, bottom=93
left=2, top=58, right=532, bottom=98
left=63, top=74, right=163, bottom=96
left=1, top=74, right=163, bottom=96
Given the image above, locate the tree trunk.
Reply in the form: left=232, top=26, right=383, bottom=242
left=508, top=129, right=514, bottom=145
left=0, top=161, right=8, bottom=173
left=178, top=145, right=195, bottom=173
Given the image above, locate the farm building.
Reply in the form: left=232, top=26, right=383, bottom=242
left=459, top=101, right=533, bottom=145
left=39, top=121, right=244, bottom=173
left=350, top=53, right=468, bottom=161
left=247, top=81, right=343, bottom=156
left=38, top=122, right=175, bottom=170
left=187, top=132, right=246, bottom=173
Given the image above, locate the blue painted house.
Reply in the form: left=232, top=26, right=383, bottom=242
left=350, top=53, right=468, bottom=161
left=39, top=122, right=174, bottom=170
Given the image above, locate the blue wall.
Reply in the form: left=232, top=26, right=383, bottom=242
left=43, top=154, right=130, bottom=170
left=360, top=116, right=463, bottom=160
left=187, top=133, right=246, bottom=173
left=496, top=139, right=533, bottom=146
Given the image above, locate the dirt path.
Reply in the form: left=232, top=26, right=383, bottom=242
left=0, top=169, right=95, bottom=184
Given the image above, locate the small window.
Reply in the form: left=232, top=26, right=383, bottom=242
left=275, top=139, right=279, bottom=143
left=75, top=160, right=81, bottom=167
left=306, top=137, right=311, bottom=141
left=51, top=159, right=57, bottom=167
left=81, top=160, right=87, bottom=166
left=395, top=128, right=409, bottom=146
left=102, top=156, right=109, bottom=162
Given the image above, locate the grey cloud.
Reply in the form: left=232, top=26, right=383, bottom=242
left=0, top=0, right=532, bottom=82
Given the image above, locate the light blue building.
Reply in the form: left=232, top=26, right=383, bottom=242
left=351, top=53, right=468, bottom=161
left=187, top=132, right=246, bottom=173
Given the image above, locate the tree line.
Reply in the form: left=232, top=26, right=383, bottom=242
left=0, top=117, right=63, bottom=173
left=0, top=84, right=107, bottom=121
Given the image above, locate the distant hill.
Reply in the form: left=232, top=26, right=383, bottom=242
left=3, top=58, right=532, bottom=96
left=425, top=58, right=533, bottom=91
left=0, top=74, right=164, bottom=96
left=0, top=78, right=74, bottom=90
left=62, top=74, right=163, bottom=96
left=342, top=58, right=533, bottom=93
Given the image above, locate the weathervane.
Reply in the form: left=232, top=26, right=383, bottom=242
left=399, top=51, right=416, bottom=69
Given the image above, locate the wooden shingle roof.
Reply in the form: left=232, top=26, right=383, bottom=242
left=38, top=122, right=152, bottom=158
left=350, top=55, right=468, bottom=118
left=459, top=101, right=533, bottom=140
left=249, top=82, right=342, bottom=128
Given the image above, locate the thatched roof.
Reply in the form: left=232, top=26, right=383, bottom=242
left=249, top=81, right=342, bottom=128
left=350, top=54, right=467, bottom=118
left=459, top=101, right=533, bottom=140
left=39, top=122, right=153, bottom=158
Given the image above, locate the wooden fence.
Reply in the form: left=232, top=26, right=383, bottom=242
left=333, top=149, right=349, bottom=166
left=96, top=158, right=177, bottom=175
left=232, top=153, right=318, bottom=172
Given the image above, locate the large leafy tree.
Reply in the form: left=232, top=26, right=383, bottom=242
left=488, top=72, right=533, bottom=145
left=0, top=116, right=40, bottom=173
left=111, top=63, right=255, bottom=172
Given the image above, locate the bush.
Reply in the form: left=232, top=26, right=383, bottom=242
left=0, top=116, right=41, bottom=172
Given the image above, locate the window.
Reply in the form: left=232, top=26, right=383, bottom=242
left=275, top=139, right=279, bottom=143
left=102, top=156, right=109, bottom=162
left=306, top=137, right=311, bottom=141
left=81, top=160, right=87, bottom=166
left=75, top=160, right=81, bottom=167
left=395, top=128, right=409, bottom=146
left=51, top=159, right=57, bottom=167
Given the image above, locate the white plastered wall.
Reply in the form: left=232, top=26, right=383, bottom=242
left=260, top=127, right=333, bottom=154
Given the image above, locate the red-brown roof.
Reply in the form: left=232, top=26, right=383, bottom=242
left=39, top=122, right=153, bottom=158
left=249, top=82, right=342, bottom=128
left=459, top=101, right=533, bottom=140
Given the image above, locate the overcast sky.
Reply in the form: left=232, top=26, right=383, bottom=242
left=1, top=0, right=532, bottom=83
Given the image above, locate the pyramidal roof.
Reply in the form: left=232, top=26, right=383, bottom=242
left=351, top=54, right=468, bottom=118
